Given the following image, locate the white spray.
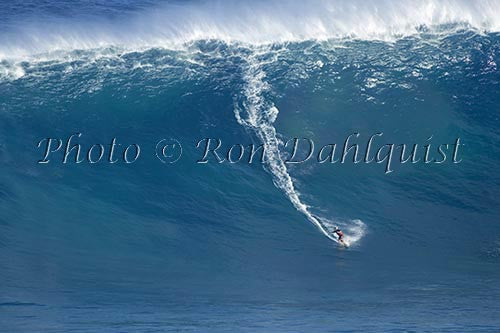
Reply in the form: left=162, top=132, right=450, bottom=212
left=234, top=48, right=366, bottom=245
left=1, top=0, right=499, bottom=60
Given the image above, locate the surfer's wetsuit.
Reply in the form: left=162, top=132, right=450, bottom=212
left=334, top=229, right=344, bottom=241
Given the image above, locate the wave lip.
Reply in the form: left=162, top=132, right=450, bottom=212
left=0, top=0, right=499, bottom=61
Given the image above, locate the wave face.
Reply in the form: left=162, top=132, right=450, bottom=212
left=1, top=1, right=500, bottom=331
left=234, top=47, right=365, bottom=244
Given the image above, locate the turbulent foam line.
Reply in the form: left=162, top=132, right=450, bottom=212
left=0, top=0, right=499, bottom=60
left=234, top=48, right=364, bottom=244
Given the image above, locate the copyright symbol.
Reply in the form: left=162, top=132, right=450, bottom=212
left=155, top=138, right=182, bottom=164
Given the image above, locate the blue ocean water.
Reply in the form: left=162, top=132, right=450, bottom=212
left=1, top=1, right=500, bottom=331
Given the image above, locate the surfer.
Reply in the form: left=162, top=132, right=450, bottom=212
left=333, top=227, right=345, bottom=244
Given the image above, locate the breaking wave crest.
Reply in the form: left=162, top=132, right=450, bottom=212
left=0, top=0, right=499, bottom=60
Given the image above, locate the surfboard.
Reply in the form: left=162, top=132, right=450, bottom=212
left=339, top=240, right=350, bottom=248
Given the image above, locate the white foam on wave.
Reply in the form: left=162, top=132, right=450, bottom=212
left=0, top=61, right=25, bottom=80
left=234, top=47, right=366, bottom=246
left=0, top=0, right=499, bottom=61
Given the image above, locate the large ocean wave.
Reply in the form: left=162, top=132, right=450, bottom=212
left=0, top=0, right=498, bottom=247
left=1, top=1, right=500, bottom=330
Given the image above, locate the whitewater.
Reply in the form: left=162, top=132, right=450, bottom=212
left=0, top=0, right=499, bottom=61
left=233, top=47, right=366, bottom=245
